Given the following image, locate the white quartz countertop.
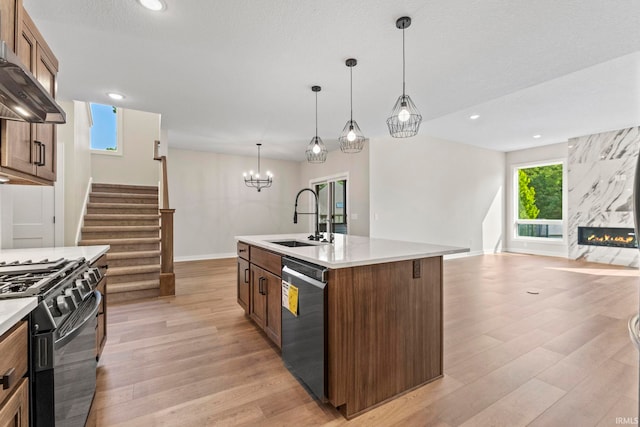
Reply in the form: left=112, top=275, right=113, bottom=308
left=0, top=245, right=110, bottom=265
left=235, top=234, right=469, bottom=268
left=0, top=245, right=110, bottom=335
left=0, top=297, right=36, bottom=336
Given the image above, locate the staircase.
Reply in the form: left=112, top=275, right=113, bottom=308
left=79, top=183, right=162, bottom=302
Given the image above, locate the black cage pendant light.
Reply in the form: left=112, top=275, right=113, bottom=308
left=386, top=16, right=422, bottom=138
left=243, top=143, right=273, bottom=192
left=339, top=58, right=365, bottom=153
left=306, top=85, right=328, bottom=163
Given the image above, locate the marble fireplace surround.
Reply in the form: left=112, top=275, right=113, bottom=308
left=568, top=126, right=640, bottom=267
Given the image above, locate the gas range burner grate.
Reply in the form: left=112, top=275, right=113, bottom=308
left=0, top=257, right=87, bottom=299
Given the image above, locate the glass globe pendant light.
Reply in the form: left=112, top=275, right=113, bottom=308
left=306, top=85, right=327, bottom=163
left=386, top=16, right=422, bottom=138
left=339, top=58, right=366, bottom=153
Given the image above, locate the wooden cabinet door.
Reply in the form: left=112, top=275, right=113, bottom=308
left=1, top=20, right=35, bottom=175
left=34, top=45, right=56, bottom=181
left=237, top=257, right=250, bottom=313
left=0, top=0, right=19, bottom=51
left=249, top=265, right=266, bottom=329
left=0, top=378, right=29, bottom=427
left=264, top=269, right=282, bottom=348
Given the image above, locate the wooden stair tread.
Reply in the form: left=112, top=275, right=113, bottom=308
left=106, top=250, right=161, bottom=260
left=108, top=279, right=160, bottom=293
left=107, top=265, right=161, bottom=276
left=84, top=214, right=159, bottom=220
left=87, top=203, right=159, bottom=209
left=92, top=183, right=158, bottom=191
left=82, top=225, right=160, bottom=232
left=79, top=237, right=160, bottom=245
left=90, top=192, right=158, bottom=199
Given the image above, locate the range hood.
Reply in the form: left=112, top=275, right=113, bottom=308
left=0, top=41, right=65, bottom=124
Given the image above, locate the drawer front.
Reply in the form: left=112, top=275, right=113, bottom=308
left=237, top=242, right=249, bottom=260
left=0, top=321, right=28, bottom=406
left=250, top=246, right=281, bottom=276
left=0, top=377, right=28, bottom=427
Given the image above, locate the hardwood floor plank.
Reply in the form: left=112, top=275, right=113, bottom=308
left=459, top=378, right=566, bottom=427
left=529, top=360, right=637, bottom=427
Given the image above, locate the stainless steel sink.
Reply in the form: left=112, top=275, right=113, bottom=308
left=269, top=240, right=318, bottom=248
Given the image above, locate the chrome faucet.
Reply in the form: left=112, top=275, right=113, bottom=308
left=293, top=188, right=322, bottom=241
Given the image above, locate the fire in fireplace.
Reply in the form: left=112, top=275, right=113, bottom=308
left=577, top=226, right=637, bottom=248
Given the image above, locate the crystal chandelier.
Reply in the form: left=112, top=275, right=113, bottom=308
left=243, top=143, right=272, bottom=192
left=339, top=58, right=366, bottom=153
left=306, top=85, right=328, bottom=163
left=386, top=16, right=422, bottom=138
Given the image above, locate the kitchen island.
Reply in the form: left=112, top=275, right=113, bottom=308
left=236, top=233, right=467, bottom=418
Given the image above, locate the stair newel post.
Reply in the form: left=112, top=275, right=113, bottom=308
left=159, top=208, right=175, bottom=296
left=155, top=140, right=175, bottom=296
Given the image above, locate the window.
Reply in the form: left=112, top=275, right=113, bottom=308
left=312, top=176, right=348, bottom=235
left=90, top=103, right=123, bottom=155
left=514, top=162, right=563, bottom=240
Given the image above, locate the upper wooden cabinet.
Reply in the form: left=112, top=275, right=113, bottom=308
left=0, top=1, right=59, bottom=185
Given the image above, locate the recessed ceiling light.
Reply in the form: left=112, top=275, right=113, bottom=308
left=138, top=0, right=166, bottom=11
left=469, top=114, right=480, bottom=120
left=107, top=92, right=125, bottom=100
left=533, top=134, right=542, bottom=139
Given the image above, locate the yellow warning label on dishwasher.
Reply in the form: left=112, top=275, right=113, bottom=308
left=281, top=280, right=298, bottom=316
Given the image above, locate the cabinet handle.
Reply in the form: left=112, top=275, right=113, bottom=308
left=1, top=367, right=15, bottom=390
left=41, top=142, right=46, bottom=166
left=99, top=265, right=109, bottom=270
left=244, top=268, right=249, bottom=283
left=239, top=249, right=247, bottom=253
left=34, top=140, right=45, bottom=166
left=259, top=277, right=266, bottom=295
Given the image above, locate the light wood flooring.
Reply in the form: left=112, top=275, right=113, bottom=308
left=93, top=253, right=639, bottom=426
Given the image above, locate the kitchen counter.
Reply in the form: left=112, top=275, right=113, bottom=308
left=235, top=233, right=468, bottom=268
left=0, top=245, right=110, bottom=265
left=0, top=297, right=37, bottom=336
left=0, top=245, right=110, bottom=335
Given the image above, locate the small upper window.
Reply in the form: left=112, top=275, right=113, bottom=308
left=90, top=103, right=123, bottom=155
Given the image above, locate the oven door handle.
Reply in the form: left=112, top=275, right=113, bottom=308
left=54, top=291, right=101, bottom=349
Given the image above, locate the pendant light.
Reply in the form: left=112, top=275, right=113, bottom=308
left=386, top=16, right=422, bottom=138
left=243, top=143, right=273, bottom=192
left=339, top=58, right=365, bottom=153
left=306, top=85, right=327, bottom=163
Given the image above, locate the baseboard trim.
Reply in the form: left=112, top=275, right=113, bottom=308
left=444, top=250, right=488, bottom=260
left=175, top=253, right=236, bottom=262
left=503, top=247, right=568, bottom=258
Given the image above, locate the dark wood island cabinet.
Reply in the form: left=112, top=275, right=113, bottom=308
left=236, top=234, right=467, bottom=418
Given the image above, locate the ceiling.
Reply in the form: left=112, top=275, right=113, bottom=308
left=23, top=0, right=640, bottom=161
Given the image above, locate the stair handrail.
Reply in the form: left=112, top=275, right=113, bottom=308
left=154, top=140, right=175, bottom=296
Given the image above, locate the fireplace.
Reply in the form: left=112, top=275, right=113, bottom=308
left=577, top=226, right=638, bottom=248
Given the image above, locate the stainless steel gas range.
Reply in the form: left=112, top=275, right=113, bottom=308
left=0, top=257, right=104, bottom=427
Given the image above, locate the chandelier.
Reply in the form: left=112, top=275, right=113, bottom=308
left=243, top=143, right=272, bottom=192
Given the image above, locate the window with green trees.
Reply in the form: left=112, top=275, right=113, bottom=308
left=515, top=163, right=563, bottom=239
left=90, top=103, right=122, bottom=154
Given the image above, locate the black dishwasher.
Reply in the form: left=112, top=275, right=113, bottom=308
left=281, top=257, right=328, bottom=401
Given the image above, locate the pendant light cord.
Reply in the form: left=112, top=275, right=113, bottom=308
left=315, top=91, right=318, bottom=138
left=402, top=26, right=406, bottom=97
left=350, top=66, right=353, bottom=123
left=257, top=145, right=261, bottom=174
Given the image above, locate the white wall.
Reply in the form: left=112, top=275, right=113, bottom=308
left=91, top=108, right=160, bottom=186
left=299, top=142, right=370, bottom=236
left=169, top=148, right=305, bottom=260
left=370, top=135, right=504, bottom=256
left=504, top=142, right=568, bottom=257
left=58, top=100, right=93, bottom=245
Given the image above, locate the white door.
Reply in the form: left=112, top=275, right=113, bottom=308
left=4, top=185, right=55, bottom=249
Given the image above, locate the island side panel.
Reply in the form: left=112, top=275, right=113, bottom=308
left=345, top=256, right=443, bottom=417
left=327, top=267, right=354, bottom=408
